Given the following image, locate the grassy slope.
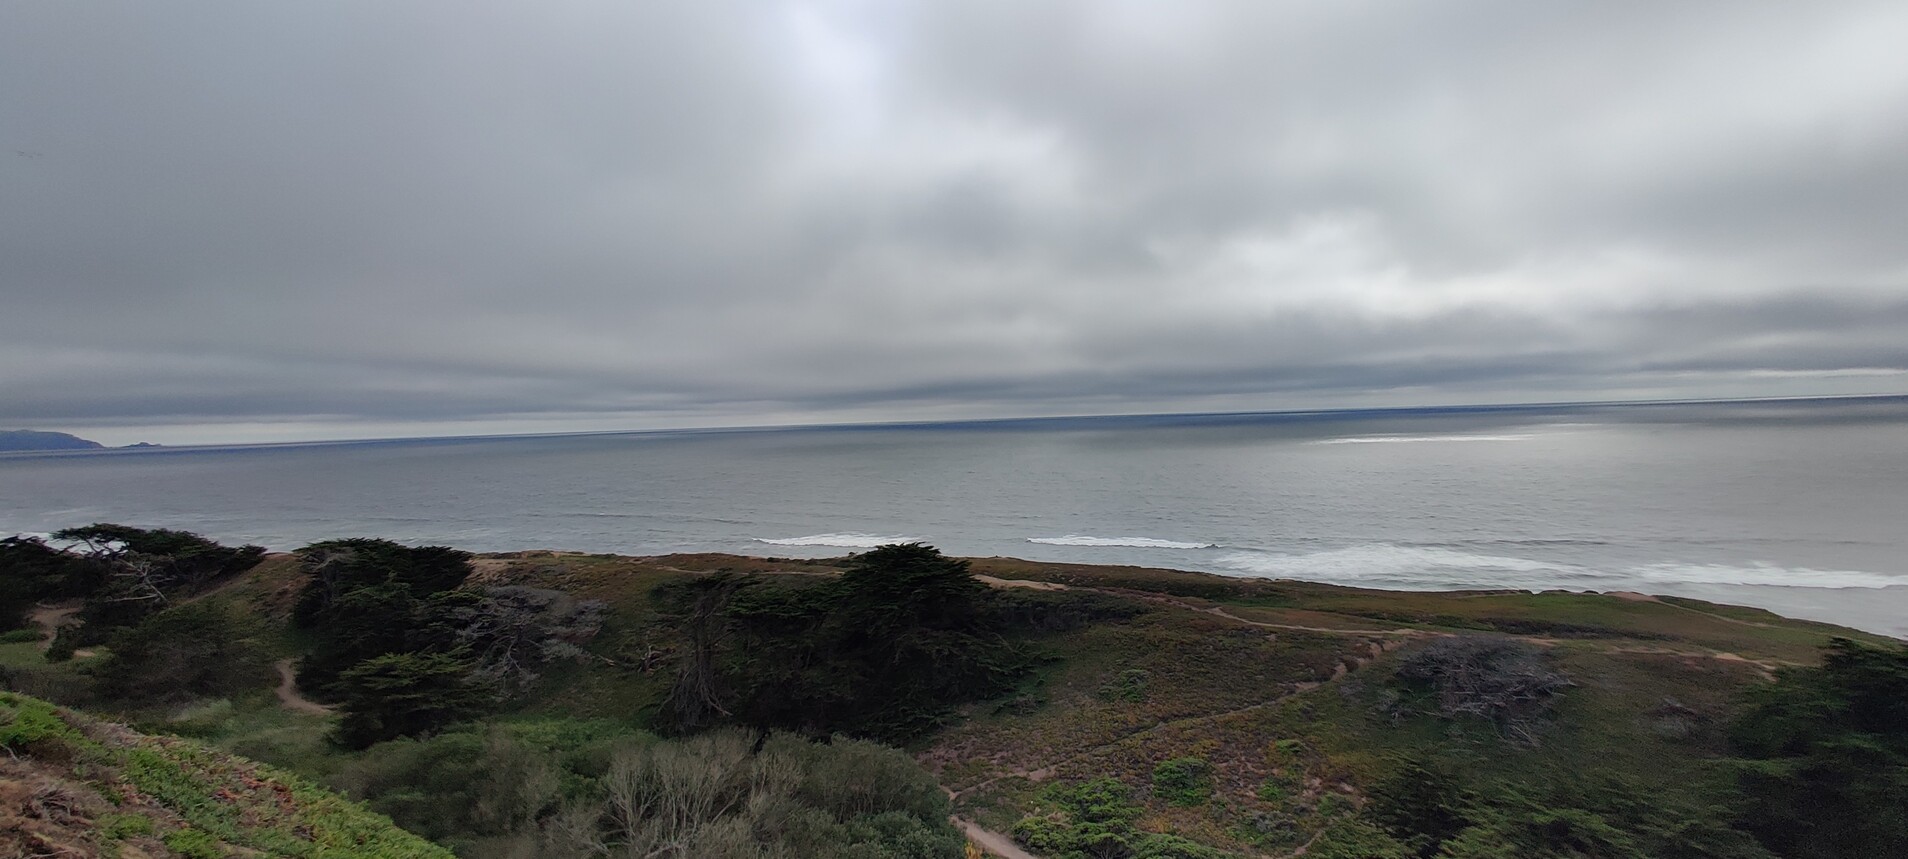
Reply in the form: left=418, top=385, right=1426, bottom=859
left=0, top=691, right=449, bottom=859
left=933, top=557, right=1888, bottom=855
left=51, top=549, right=1889, bottom=858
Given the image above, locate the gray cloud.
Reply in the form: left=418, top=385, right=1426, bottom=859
left=3, top=1, right=1906, bottom=443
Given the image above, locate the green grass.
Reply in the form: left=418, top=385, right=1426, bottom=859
left=26, top=545, right=1886, bottom=859
left=0, top=638, right=47, bottom=667
left=1, top=691, right=452, bottom=859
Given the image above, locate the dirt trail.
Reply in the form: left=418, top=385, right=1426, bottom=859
left=940, top=579, right=1791, bottom=857
left=273, top=659, right=334, bottom=716
left=1194, top=603, right=1419, bottom=637
left=950, top=683, right=1317, bottom=803
left=29, top=603, right=79, bottom=649
left=975, top=575, right=1067, bottom=591
left=956, top=817, right=1042, bottom=859
left=27, top=602, right=95, bottom=657
left=1110, top=586, right=1793, bottom=671
left=950, top=638, right=1393, bottom=806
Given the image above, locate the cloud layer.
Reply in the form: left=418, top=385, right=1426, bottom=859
left=4, top=1, right=1907, bottom=442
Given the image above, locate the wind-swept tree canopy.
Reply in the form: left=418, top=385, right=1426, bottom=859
left=661, top=543, right=1034, bottom=742
left=1727, top=638, right=1908, bottom=858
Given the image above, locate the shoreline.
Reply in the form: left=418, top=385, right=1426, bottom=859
left=480, top=548, right=1906, bottom=643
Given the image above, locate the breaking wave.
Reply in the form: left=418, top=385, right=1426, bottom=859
left=1309, top=434, right=1535, bottom=445
left=1213, top=544, right=1901, bottom=591
left=756, top=533, right=915, bottom=548
left=1627, top=562, right=1902, bottom=590
left=1028, top=535, right=1216, bottom=549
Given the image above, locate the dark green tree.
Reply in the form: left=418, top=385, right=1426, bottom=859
left=1366, top=756, right=1473, bottom=858
left=707, top=543, right=1032, bottom=742
left=51, top=524, right=265, bottom=592
left=46, top=524, right=264, bottom=639
left=1726, top=638, right=1908, bottom=858
left=289, top=539, right=473, bottom=696
left=0, top=536, right=92, bottom=630
left=292, top=538, right=470, bottom=626
left=332, top=651, right=492, bottom=749
left=93, top=601, right=272, bottom=705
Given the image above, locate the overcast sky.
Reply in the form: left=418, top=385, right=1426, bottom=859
left=4, top=1, right=1907, bottom=444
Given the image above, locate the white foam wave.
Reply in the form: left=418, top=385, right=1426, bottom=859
left=1212, top=544, right=1903, bottom=592
left=1029, top=535, right=1216, bottom=549
left=1215, top=545, right=1585, bottom=590
left=1629, top=562, right=1901, bottom=590
left=1310, top=434, right=1535, bottom=445
left=757, top=533, right=914, bottom=549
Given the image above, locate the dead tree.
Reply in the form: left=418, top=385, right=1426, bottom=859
left=1393, top=637, right=1573, bottom=744
left=660, top=575, right=747, bottom=732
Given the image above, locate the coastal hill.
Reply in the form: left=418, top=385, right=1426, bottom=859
left=2, top=529, right=1902, bottom=858
left=0, top=691, right=448, bottom=858
left=0, top=430, right=160, bottom=451
left=0, top=430, right=104, bottom=451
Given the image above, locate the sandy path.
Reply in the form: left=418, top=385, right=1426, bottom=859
left=274, top=659, right=335, bottom=715
left=975, top=575, right=1067, bottom=591
left=28, top=602, right=80, bottom=651
left=956, top=817, right=1042, bottom=859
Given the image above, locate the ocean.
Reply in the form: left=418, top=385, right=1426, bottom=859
left=4, top=397, right=1905, bottom=637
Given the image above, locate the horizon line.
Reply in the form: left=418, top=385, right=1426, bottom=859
left=9, top=391, right=1907, bottom=455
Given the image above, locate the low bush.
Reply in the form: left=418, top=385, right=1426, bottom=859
left=1013, top=778, right=1226, bottom=858
left=1152, top=757, right=1213, bottom=806
left=544, top=728, right=964, bottom=858
left=1097, top=669, right=1151, bottom=702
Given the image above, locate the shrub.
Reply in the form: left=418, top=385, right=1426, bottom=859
left=0, top=691, right=84, bottom=753
left=43, top=625, right=79, bottom=662
left=1097, top=669, right=1151, bottom=702
left=1306, top=819, right=1411, bottom=859
left=162, top=828, right=224, bottom=859
left=1012, top=778, right=1227, bottom=857
left=332, top=728, right=562, bottom=841
left=547, top=728, right=963, bottom=858
left=1152, top=757, right=1213, bottom=806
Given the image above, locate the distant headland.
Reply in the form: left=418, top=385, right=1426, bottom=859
left=0, top=430, right=160, bottom=451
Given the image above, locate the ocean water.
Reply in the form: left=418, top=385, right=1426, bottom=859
left=4, top=397, right=1906, bottom=637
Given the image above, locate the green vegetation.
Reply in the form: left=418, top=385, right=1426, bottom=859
left=661, top=544, right=1041, bottom=742
left=56, top=523, right=267, bottom=637
left=1012, top=778, right=1225, bottom=858
left=292, top=538, right=477, bottom=696
left=546, top=729, right=966, bottom=858
left=1151, top=757, right=1214, bottom=806
left=1358, top=757, right=1772, bottom=858
left=1725, top=638, right=1908, bottom=858
left=4, top=528, right=1902, bottom=858
left=334, top=650, right=495, bottom=748
left=0, top=534, right=89, bottom=630
left=94, top=599, right=273, bottom=705
left=0, top=690, right=450, bottom=858
left=291, top=539, right=608, bottom=747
